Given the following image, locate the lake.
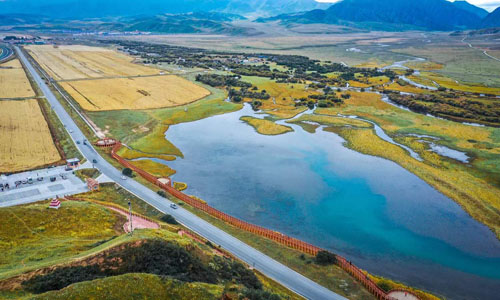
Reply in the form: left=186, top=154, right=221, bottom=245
left=162, top=105, right=500, bottom=299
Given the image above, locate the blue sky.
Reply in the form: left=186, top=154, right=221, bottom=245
left=315, top=0, right=500, bottom=11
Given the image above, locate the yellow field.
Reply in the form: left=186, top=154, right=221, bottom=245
left=26, top=45, right=160, bottom=80
left=0, top=59, right=35, bottom=98
left=0, top=100, right=60, bottom=172
left=59, top=76, right=210, bottom=111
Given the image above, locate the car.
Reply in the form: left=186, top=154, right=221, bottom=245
left=69, top=129, right=73, bottom=133
left=27, top=178, right=33, bottom=184
left=37, top=177, right=43, bottom=181
left=76, top=141, right=80, bottom=144
left=92, top=159, right=98, bottom=164
left=170, top=203, right=178, bottom=209
left=50, top=176, right=56, bottom=182
left=21, top=179, right=28, bottom=184
left=83, top=140, right=87, bottom=145
left=121, top=175, right=127, bottom=180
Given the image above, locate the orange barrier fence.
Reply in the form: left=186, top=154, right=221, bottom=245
left=110, top=142, right=410, bottom=300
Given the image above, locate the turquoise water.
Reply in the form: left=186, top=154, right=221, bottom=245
left=162, top=105, right=500, bottom=299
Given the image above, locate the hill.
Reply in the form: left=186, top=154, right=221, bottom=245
left=260, top=0, right=483, bottom=31
left=452, top=0, right=489, bottom=18
left=6, top=12, right=258, bottom=35
left=0, top=0, right=330, bottom=19
left=482, top=7, right=500, bottom=28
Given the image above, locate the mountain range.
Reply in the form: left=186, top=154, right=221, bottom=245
left=0, top=0, right=330, bottom=19
left=0, top=0, right=499, bottom=34
left=260, top=0, right=497, bottom=31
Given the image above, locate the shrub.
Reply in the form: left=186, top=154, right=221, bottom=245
left=122, top=168, right=133, bottom=177
left=315, top=250, right=337, bottom=266
left=160, top=214, right=178, bottom=225
left=23, top=265, right=104, bottom=293
left=240, top=288, right=281, bottom=300
left=212, top=256, right=262, bottom=290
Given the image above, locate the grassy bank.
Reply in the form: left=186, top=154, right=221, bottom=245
left=240, top=116, right=294, bottom=135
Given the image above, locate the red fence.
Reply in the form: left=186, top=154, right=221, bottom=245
left=110, top=142, right=409, bottom=300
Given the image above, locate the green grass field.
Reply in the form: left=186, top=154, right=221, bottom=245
left=0, top=201, right=122, bottom=280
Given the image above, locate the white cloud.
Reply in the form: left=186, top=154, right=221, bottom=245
left=315, top=0, right=500, bottom=12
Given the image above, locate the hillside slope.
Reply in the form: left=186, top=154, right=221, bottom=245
left=261, top=0, right=483, bottom=31
left=482, top=7, right=500, bottom=28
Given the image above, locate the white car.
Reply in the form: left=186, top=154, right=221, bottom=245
left=170, top=203, right=178, bottom=209
left=121, top=175, right=127, bottom=180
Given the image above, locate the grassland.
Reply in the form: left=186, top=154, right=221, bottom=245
left=240, top=116, right=293, bottom=135
left=395, top=46, right=500, bottom=88
left=25, top=45, right=159, bottom=81
left=28, top=273, right=224, bottom=300
left=0, top=200, right=122, bottom=280
left=130, top=159, right=176, bottom=178
left=59, top=75, right=210, bottom=111
left=0, top=100, right=61, bottom=173
left=0, top=59, right=35, bottom=98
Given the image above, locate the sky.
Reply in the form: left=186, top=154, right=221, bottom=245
left=315, top=0, right=500, bottom=11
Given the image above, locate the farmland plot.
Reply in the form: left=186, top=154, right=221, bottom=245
left=25, top=45, right=160, bottom=80
left=60, top=76, right=210, bottom=111
left=0, top=100, right=60, bottom=172
left=0, top=59, right=35, bottom=98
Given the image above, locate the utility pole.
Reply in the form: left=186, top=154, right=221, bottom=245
left=128, top=200, right=133, bottom=235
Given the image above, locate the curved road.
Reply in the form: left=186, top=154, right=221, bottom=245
left=15, top=46, right=345, bottom=300
left=0, top=44, right=13, bottom=63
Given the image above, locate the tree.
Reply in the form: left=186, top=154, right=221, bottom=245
left=315, top=250, right=337, bottom=266
left=122, top=168, right=133, bottom=177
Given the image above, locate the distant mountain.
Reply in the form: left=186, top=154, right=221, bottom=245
left=0, top=14, right=47, bottom=25
left=482, top=7, right=500, bottom=28
left=452, top=1, right=489, bottom=18
left=260, top=0, right=484, bottom=31
left=5, top=12, right=258, bottom=35
left=0, top=0, right=330, bottom=19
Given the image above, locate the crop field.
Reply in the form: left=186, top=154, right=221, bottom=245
left=25, top=45, right=159, bottom=80
left=59, top=75, right=210, bottom=111
left=0, top=100, right=61, bottom=173
left=0, top=59, right=35, bottom=98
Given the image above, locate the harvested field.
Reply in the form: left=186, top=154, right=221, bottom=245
left=25, top=45, right=159, bottom=81
left=0, top=100, right=60, bottom=172
left=0, top=59, right=35, bottom=98
left=59, top=76, right=210, bottom=111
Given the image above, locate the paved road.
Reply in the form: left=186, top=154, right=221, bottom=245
left=15, top=46, right=346, bottom=300
left=0, top=44, right=13, bottom=63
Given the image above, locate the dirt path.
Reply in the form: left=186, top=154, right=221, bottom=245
left=107, top=207, right=159, bottom=233
left=387, top=291, right=419, bottom=300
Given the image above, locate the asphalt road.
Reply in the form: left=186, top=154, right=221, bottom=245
left=16, top=46, right=346, bottom=300
left=0, top=44, right=13, bottom=63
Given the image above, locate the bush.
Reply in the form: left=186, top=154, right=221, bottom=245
left=240, top=288, right=281, bottom=300
left=160, top=214, right=178, bottom=225
left=122, top=168, right=133, bottom=177
left=212, top=256, right=262, bottom=290
left=315, top=250, right=337, bottom=266
left=23, top=265, right=104, bottom=293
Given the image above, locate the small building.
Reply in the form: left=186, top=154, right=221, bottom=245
left=49, top=197, right=61, bottom=209
left=66, top=158, right=80, bottom=169
left=86, top=178, right=99, bottom=191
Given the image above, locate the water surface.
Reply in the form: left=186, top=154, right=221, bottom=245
left=163, top=105, right=500, bottom=299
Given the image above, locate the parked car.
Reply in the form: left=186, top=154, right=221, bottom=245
left=121, top=175, right=127, bottom=180
left=50, top=176, right=56, bottom=182
left=76, top=141, right=80, bottom=144
left=92, top=159, right=98, bottom=164
left=170, top=203, right=178, bottom=209
left=37, top=177, right=43, bottom=181
left=27, top=178, right=33, bottom=184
